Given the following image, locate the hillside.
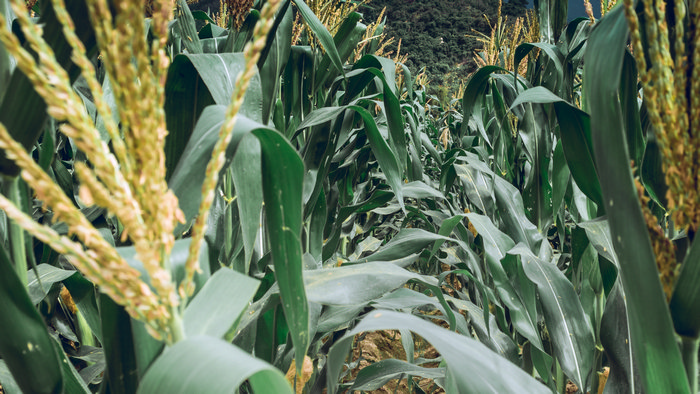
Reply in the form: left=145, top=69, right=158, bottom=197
left=358, top=0, right=528, bottom=84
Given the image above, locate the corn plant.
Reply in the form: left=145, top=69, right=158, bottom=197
left=0, top=0, right=698, bottom=393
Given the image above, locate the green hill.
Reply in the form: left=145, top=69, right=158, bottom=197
left=358, top=0, right=528, bottom=85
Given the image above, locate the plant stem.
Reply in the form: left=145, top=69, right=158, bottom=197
left=555, top=357, right=565, bottom=394
left=168, top=308, right=186, bottom=346
left=590, top=291, right=605, bottom=392
left=681, top=335, right=699, bottom=393
left=5, top=176, right=27, bottom=286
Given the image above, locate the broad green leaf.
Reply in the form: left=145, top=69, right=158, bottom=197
left=584, top=6, right=689, bottom=393
left=169, top=107, right=268, bottom=234
left=445, top=294, right=519, bottom=363
left=99, top=294, right=139, bottom=394
left=619, top=51, right=645, bottom=166
left=600, top=281, right=638, bottom=394
left=453, top=162, right=494, bottom=215
left=670, top=236, right=700, bottom=338
left=315, top=11, right=364, bottom=89
left=304, top=261, right=435, bottom=305
left=51, top=336, right=90, bottom=394
left=511, top=86, right=603, bottom=209
left=356, top=228, right=453, bottom=263
left=292, top=0, right=344, bottom=76
left=508, top=243, right=595, bottom=390
left=252, top=128, right=309, bottom=373
left=0, top=246, right=63, bottom=394
left=164, top=53, right=263, bottom=179
left=578, top=218, right=617, bottom=265
left=351, top=359, right=445, bottom=391
left=26, top=264, right=76, bottom=305
left=465, top=213, right=543, bottom=351
left=552, top=140, right=569, bottom=223
left=230, top=134, right=263, bottom=268
left=322, top=190, right=394, bottom=261
left=184, top=268, right=260, bottom=339
left=174, top=0, right=203, bottom=54
left=349, top=105, right=404, bottom=210
left=352, top=57, right=403, bottom=157
left=259, top=1, right=292, bottom=123
left=492, top=172, right=548, bottom=258
left=137, top=336, right=293, bottom=394
left=62, top=273, right=102, bottom=342
left=518, top=103, right=552, bottom=230
left=0, top=360, right=20, bottom=394
left=327, top=310, right=549, bottom=394
left=514, top=43, right=564, bottom=84
left=461, top=65, right=510, bottom=142
left=117, top=238, right=210, bottom=292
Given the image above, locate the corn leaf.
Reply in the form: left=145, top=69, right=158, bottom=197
left=584, top=6, right=689, bottom=393
left=137, top=336, right=292, bottom=394
left=327, top=310, right=549, bottom=394
left=0, top=247, right=63, bottom=394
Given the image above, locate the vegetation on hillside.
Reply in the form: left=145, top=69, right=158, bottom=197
left=358, top=0, right=529, bottom=84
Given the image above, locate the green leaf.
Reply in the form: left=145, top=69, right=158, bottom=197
left=175, top=0, right=203, bottom=54
left=168, top=107, right=267, bottom=234
left=327, top=310, right=549, bottom=394
left=259, top=1, right=292, bottom=123
left=231, top=134, right=263, bottom=269
left=304, top=261, right=436, bottom=305
left=315, top=11, right=364, bottom=89
left=584, top=6, right=689, bottom=393
left=453, top=161, right=495, bottom=215
left=465, top=213, right=543, bottom=351
left=51, top=336, right=90, bottom=394
left=137, top=336, right=293, bottom=394
left=355, top=228, right=453, bottom=263
left=164, top=53, right=263, bottom=179
left=349, top=105, right=404, bottom=210
left=292, top=0, right=344, bottom=76
left=25, top=264, right=76, bottom=305
left=670, top=235, right=700, bottom=338
left=252, top=128, right=309, bottom=373
left=510, top=86, right=604, bottom=209
left=0, top=246, right=63, bottom=394
left=600, top=281, right=638, bottom=394
left=508, top=244, right=595, bottom=390
left=0, top=360, right=21, bottom=394
left=184, top=268, right=260, bottom=339
left=99, top=294, right=139, bottom=394
left=117, top=238, right=210, bottom=292
left=351, top=359, right=445, bottom=391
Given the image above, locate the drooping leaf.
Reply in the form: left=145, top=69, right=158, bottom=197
left=585, top=6, right=689, bottom=393
left=183, top=268, right=260, bottom=339
left=137, top=336, right=293, bottom=394
left=292, top=0, right=343, bottom=76
left=164, top=54, right=263, bottom=180
left=465, top=213, right=543, bottom=351
left=351, top=359, right=445, bottom=391
left=304, top=261, right=436, bottom=305
left=327, top=310, right=549, bottom=394
left=508, top=243, right=595, bottom=390
left=252, top=128, right=309, bottom=373
left=26, top=264, right=76, bottom=305
left=0, top=247, right=63, bottom=394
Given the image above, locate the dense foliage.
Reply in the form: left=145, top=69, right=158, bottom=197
left=359, top=0, right=528, bottom=81
left=0, top=0, right=699, bottom=393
